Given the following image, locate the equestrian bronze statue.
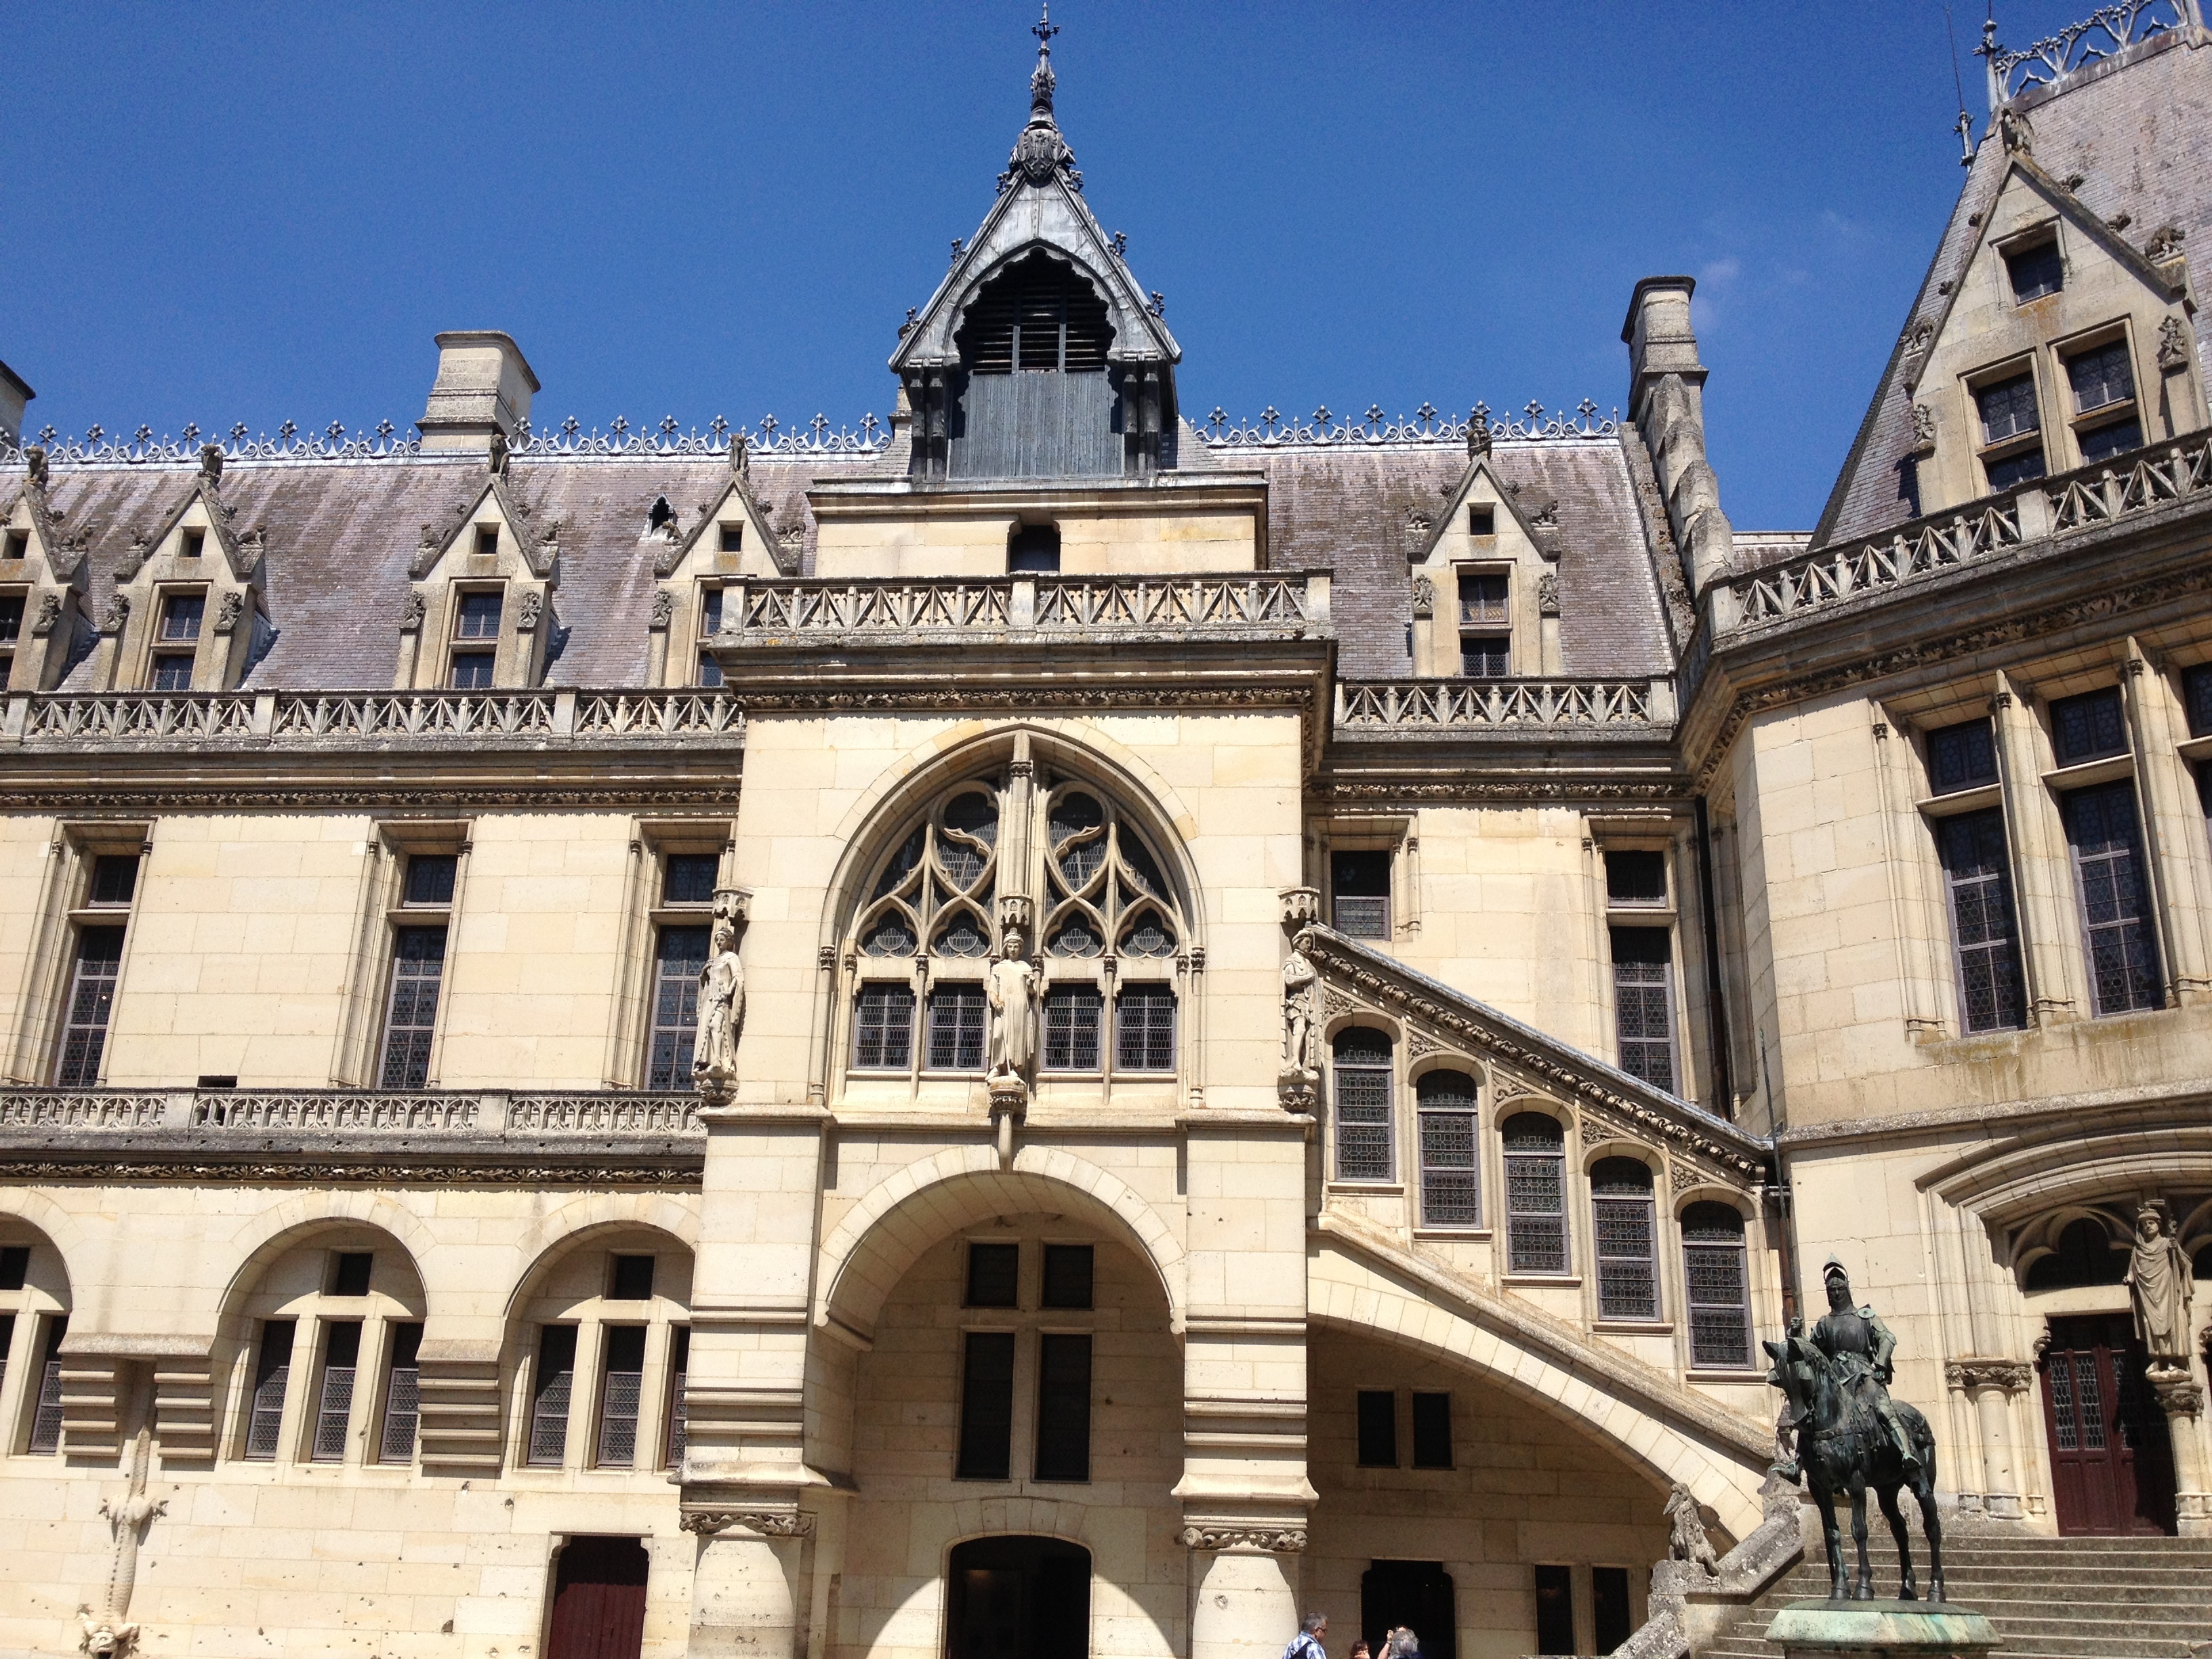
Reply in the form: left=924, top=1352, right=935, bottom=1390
left=1764, top=1258, right=1944, bottom=1603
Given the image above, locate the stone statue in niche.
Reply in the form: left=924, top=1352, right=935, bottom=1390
left=987, top=922, right=1038, bottom=1087
left=2127, top=1199, right=2192, bottom=1365
left=1277, top=943, right=1323, bottom=1109
left=691, top=889, right=747, bottom=1102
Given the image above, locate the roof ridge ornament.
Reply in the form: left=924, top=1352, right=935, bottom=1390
left=1002, top=2, right=1080, bottom=194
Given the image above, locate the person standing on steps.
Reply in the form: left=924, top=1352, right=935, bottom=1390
left=1283, top=1613, right=1329, bottom=1659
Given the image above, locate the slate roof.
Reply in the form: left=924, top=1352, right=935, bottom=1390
left=1, top=424, right=1679, bottom=691
left=1812, top=30, right=2212, bottom=550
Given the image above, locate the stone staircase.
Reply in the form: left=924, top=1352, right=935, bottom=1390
left=1700, top=1532, right=2212, bottom=1658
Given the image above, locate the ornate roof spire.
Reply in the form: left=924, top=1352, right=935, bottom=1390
left=1002, top=1, right=1079, bottom=192
left=1030, top=3, right=1059, bottom=119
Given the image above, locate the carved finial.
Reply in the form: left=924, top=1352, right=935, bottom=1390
left=198, top=443, right=223, bottom=485
left=1467, top=402, right=1492, bottom=457
left=1031, top=1, right=1059, bottom=117
left=488, top=428, right=510, bottom=477
left=730, top=430, right=750, bottom=478
left=24, top=446, right=48, bottom=489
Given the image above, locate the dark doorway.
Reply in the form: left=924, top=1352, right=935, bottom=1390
left=2041, top=1313, right=2176, bottom=1536
left=946, top=1534, right=1090, bottom=1659
left=1361, top=1560, right=1456, bottom=1659
left=546, top=1535, right=649, bottom=1659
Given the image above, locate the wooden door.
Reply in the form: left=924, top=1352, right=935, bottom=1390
left=2041, top=1313, right=2176, bottom=1536
left=546, top=1535, right=650, bottom=1659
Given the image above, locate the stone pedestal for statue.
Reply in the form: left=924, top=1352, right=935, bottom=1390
left=684, top=1514, right=806, bottom=1659
left=1764, top=1599, right=1999, bottom=1659
left=1185, top=1539, right=1300, bottom=1659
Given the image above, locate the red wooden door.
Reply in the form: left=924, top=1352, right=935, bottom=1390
left=2041, top=1314, right=2176, bottom=1536
left=546, top=1535, right=650, bottom=1659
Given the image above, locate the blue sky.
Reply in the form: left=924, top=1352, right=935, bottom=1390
left=0, top=3, right=2115, bottom=528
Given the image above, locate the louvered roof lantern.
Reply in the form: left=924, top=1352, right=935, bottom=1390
left=889, top=5, right=1180, bottom=379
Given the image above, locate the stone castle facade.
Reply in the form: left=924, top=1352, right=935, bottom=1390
left=1, top=8, right=2211, bottom=1658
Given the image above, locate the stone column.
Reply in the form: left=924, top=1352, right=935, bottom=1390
left=1991, top=674, right=2080, bottom=1023
left=1185, top=1528, right=1305, bottom=1659
left=1945, top=1358, right=2034, bottom=1520
left=2147, top=1366, right=2212, bottom=1536
left=684, top=1510, right=810, bottom=1659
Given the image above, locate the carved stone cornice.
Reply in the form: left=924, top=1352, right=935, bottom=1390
left=1296, top=925, right=1767, bottom=1181
left=1945, top=1357, right=2034, bottom=1393
left=1177, top=1525, right=1307, bottom=1554
left=1315, top=776, right=1688, bottom=807
left=680, top=1509, right=816, bottom=1538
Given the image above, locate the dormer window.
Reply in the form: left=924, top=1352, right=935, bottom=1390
left=149, top=592, right=203, bottom=689
left=474, top=526, right=499, bottom=559
left=1973, top=369, right=2046, bottom=490
left=1458, top=571, right=1510, bottom=678
left=449, top=589, right=502, bottom=688
left=1469, top=506, right=1495, bottom=537
left=649, top=497, right=676, bottom=535
left=2065, top=338, right=2143, bottom=466
left=2005, top=236, right=2064, bottom=304
left=3, top=531, right=24, bottom=560
left=180, top=528, right=205, bottom=559
left=718, top=523, right=742, bottom=554
left=1009, top=524, right=1061, bottom=573
left=160, top=593, right=204, bottom=642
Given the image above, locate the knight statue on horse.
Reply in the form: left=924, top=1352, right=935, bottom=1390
left=1764, top=1257, right=1945, bottom=1603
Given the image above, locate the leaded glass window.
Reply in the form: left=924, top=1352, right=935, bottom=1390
left=1683, top=1202, right=1753, bottom=1369
left=1610, top=928, right=1676, bottom=1094
left=1333, top=1029, right=1393, bottom=1182
left=853, top=984, right=915, bottom=1069
left=1937, top=808, right=2027, bottom=1032
left=1115, top=985, right=1175, bottom=1071
left=1415, top=1070, right=1479, bottom=1227
left=1591, top=1157, right=1658, bottom=1321
left=1503, top=1112, right=1568, bottom=1275
left=928, top=985, right=987, bottom=1070
left=2065, top=781, right=2162, bottom=1015
left=1044, top=986, right=1102, bottom=1071
left=648, top=926, right=710, bottom=1089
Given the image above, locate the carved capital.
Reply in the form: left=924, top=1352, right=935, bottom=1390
left=1179, top=1525, right=1307, bottom=1554
left=1276, top=1066, right=1319, bottom=1113
left=1278, top=886, right=1322, bottom=930
left=1945, top=1357, right=2033, bottom=1393
left=680, top=1509, right=815, bottom=1538
left=2149, top=1364, right=2204, bottom=1419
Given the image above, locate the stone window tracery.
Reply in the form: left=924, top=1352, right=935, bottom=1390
left=842, top=761, right=1188, bottom=1090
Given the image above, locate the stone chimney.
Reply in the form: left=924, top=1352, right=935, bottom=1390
left=0, top=359, right=33, bottom=449
left=416, top=331, right=540, bottom=454
left=1622, top=277, right=1733, bottom=594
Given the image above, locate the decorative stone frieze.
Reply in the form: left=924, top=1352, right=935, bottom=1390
left=1177, top=1525, right=1307, bottom=1554
left=680, top=1510, right=816, bottom=1538
left=1944, top=1357, right=2034, bottom=1393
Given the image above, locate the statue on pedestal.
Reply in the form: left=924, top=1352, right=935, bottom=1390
left=987, top=922, right=1038, bottom=1090
left=2127, top=1199, right=2193, bottom=1366
left=1765, top=1258, right=1944, bottom=1603
left=691, top=889, right=747, bottom=1103
left=1277, top=943, right=1323, bottom=1110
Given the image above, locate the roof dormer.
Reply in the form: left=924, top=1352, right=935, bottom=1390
left=0, top=449, right=93, bottom=692
left=396, top=466, right=558, bottom=690
left=1406, top=434, right=1565, bottom=678
left=649, top=438, right=787, bottom=688
left=94, top=448, right=272, bottom=693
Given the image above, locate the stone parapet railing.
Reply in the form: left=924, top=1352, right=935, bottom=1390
left=1718, top=431, right=2212, bottom=632
left=1, top=688, right=745, bottom=750
left=0, top=1088, right=704, bottom=1137
left=1334, top=676, right=1673, bottom=732
left=722, top=571, right=1331, bottom=643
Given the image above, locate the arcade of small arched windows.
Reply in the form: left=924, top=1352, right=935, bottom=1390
left=0, top=1220, right=695, bottom=1475
left=838, top=770, right=1191, bottom=1095
left=1324, top=1023, right=1761, bottom=1376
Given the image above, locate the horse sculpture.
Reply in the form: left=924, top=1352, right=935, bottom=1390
left=1765, top=1326, right=1944, bottom=1603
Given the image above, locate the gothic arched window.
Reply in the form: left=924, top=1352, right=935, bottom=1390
left=1332, top=1030, right=1394, bottom=1183
left=1681, top=1202, right=1753, bottom=1369
left=1502, top=1112, right=1568, bottom=1275
left=843, top=769, right=1187, bottom=1086
left=1415, top=1070, right=1479, bottom=1227
left=1591, top=1157, right=1658, bottom=1321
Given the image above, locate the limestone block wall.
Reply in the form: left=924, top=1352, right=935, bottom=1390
left=1303, top=1331, right=1670, bottom=1659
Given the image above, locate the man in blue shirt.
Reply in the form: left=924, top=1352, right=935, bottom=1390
left=1284, top=1613, right=1329, bottom=1659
